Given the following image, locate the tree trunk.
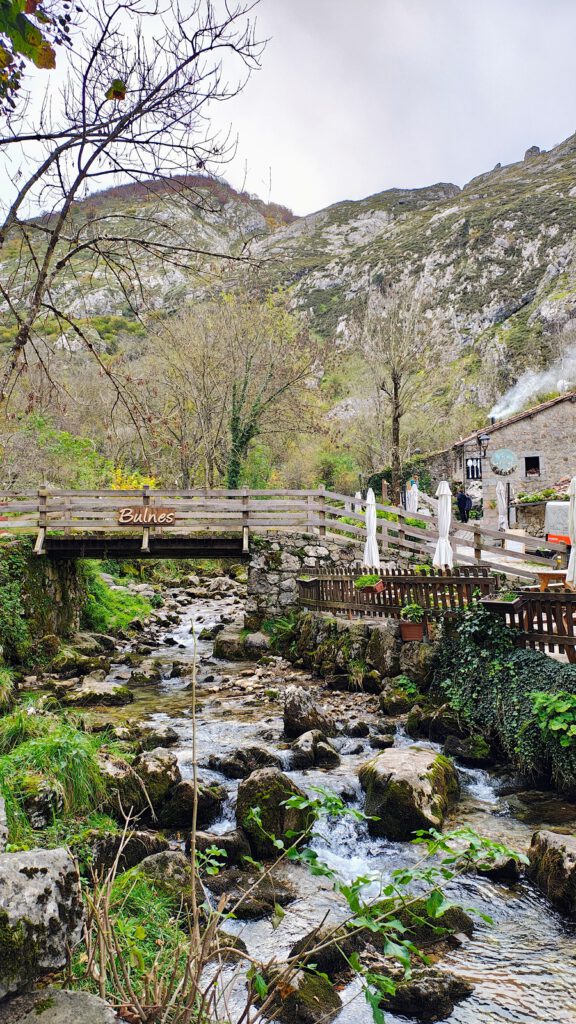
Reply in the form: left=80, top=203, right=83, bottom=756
left=390, top=375, right=402, bottom=506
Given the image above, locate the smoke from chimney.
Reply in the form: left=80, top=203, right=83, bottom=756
left=489, top=346, right=576, bottom=420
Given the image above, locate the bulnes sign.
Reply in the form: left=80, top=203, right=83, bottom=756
left=117, top=507, right=176, bottom=525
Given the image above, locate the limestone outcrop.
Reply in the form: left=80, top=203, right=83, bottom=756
left=0, top=848, right=83, bottom=1000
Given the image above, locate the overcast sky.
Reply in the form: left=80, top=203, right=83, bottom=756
left=213, top=0, right=576, bottom=215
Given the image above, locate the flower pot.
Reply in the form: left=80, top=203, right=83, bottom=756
left=400, top=620, right=424, bottom=642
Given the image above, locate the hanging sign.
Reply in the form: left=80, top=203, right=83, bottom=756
left=117, top=507, right=176, bottom=525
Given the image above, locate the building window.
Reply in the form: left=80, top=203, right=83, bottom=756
left=465, top=457, right=482, bottom=480
left=524, top=456, right=541, bottom=477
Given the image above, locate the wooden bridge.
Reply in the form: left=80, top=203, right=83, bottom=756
left=0, top=486, right=569, bottom=576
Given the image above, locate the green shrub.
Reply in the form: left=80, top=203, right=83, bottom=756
left=0, top=719, right=109, bottom=840
left=531, top=691, right=576, bottom=748
left=0, top=544, right=31, bottom=661
left=0, top=666, right=14, bottom=709
left=81, top=561, right=151, bottom=633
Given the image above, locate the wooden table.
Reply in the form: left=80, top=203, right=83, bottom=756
left=536, top=569, right=569, bottom=592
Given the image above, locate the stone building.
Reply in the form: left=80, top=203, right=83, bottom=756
left=451, top=390, right=576, bottom=522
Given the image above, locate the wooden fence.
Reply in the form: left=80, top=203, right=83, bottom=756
left=0, top=486, right=568, bottom=578
left=298, top=566, right=496, bottom=620
left=482, top=591, right=576, bottom=662
left=299, top=569, right=576, bottom=664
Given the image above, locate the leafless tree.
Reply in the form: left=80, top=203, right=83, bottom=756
left=359, top=280, right=444, bottom=503
left=140, top=292, right=319, bottom=488
left=0, top=0, right=262, bottom=421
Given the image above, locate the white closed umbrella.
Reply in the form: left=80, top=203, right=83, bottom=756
left=352, top=490, right=362, bottom=514
left=567, top=476, right=576, bottom=588
left=496, top=481, right=508, bottom=532
left=433, top=481, right=454, bottom=570
left=363, top=487, right=380, bottom=569
left=406, top=479, right=419, bottom=513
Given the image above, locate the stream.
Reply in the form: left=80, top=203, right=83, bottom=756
left=90, top=584, right=576, bottom=1024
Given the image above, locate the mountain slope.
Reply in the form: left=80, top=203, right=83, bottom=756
left=4, top=138, right=576, bottom=417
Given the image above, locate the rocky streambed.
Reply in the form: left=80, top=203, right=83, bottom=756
left=5, top=572, right=576, bottom=1023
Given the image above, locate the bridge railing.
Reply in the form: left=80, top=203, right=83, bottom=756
left=0, top=487, right=568, bottom=579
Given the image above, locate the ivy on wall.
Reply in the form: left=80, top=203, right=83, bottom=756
left=435, top=604, right=576, bottom=792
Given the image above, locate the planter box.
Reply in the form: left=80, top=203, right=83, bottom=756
left=480, top=596, right=524, bottom=614
left=400, top=621, right=424, bottom=641
left=357, top=580, right=385, bottom=595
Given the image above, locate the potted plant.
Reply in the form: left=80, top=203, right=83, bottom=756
left=354, top=573, right=384, bottom=594
left=400, top=602, right=425, bottom=641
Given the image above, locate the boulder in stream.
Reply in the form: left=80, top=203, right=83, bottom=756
left=0, top=848, right=83, bottom=1000
left=89, top=829, right=169, bottom=873
left=265, top=968, right=342, bottom=1023
left=213, top=626, right=247, bottom=660
left=208, top=744, right=283, bottom=779
left=2, top=988, right=119, bottom=1023
left=236, top=767, right=313, bottom=858
left=528, top=830, right=576, bottom=915
left=365, top=618, right=401, bottom=677
left=99, top=747, right=181, bottom=818
left=358, top=747, right=459, bottom=840
left=207, top=864, right=296, bottom=917
left=55, top=671, right=133, bottom=707
left=443, top=733, right=494, bottom=768
left=290, top=730, right=340, bottom=769
left=379, top=967, right=474, bottom=1022
left=283, top=685, right=335, bottom=738
left=158, top=779, right=227, bottom=829
left=187, top=827, right=251, bottom=866
left=244, top=631, right=271, bottom=657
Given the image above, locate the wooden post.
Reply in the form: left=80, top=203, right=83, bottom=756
left=307, top=492, right=315, bottom=536
left=397, top=519, right=405, bottom=562
left=34, top=486, right=47, bottom=555
left=242, top=487, right=249, bottom=551
left=381, top=479, right=388, bottom=505
left=318, top=484, right=326, bottom=537
left=473, top=525, right=482, bottom=565
left=141, top=484, right=150, bottom=553
left=64, top=494, right=71, bottom=537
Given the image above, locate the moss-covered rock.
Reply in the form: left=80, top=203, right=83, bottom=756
left=379, top=684, right=416, bottom=716
left=358, top=747, right=459, bottom=840
left=267, top=968, right=342, bottom=1023
left=158, top=779, right=226, bottom=829
left=399, top=641, right=437, bottom=689
left=443, top=733, right=494, bottom=768
left=236, top=767, right=312, bottom=858
left=528, top=830, right=576, bottom=915
left=379, top=966, right=474, bottom=1022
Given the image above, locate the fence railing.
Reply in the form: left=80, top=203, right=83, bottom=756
left=482, top=591, right=576, bottom=662
left=298, top=569, right=576, bottom=664
left=0, top=486, right=569, bottom=578
left=298, top=566, right=496, bottom=620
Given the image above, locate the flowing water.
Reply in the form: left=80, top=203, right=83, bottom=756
left=92, top=588, right=576, bottom=1023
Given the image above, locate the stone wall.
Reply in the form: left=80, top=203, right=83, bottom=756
left=513, top=501, right=546, bottom=537
left=0, top=540, right=87, bottom=646
left=245, top=533, right=356, bottom=628
left=286, top=611, right=437, bottom=692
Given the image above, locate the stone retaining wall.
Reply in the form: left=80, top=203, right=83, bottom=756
left=245, top=534, right=356, bottom=628
left=286, top=611, right=437, bottom=692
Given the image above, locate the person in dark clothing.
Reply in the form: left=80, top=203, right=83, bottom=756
left=456, top=489, right=472, bottom=523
